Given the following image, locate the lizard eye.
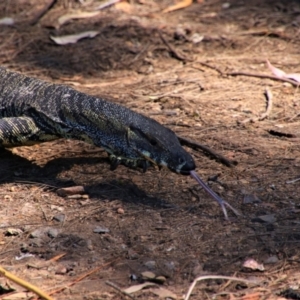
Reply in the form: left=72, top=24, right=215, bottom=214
left=178, top=157, right=185, bottom=164
left=150, top=139, right=157, bottom=146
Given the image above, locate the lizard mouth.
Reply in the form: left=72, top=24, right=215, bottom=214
left=177, top=159, right=196, bottom=175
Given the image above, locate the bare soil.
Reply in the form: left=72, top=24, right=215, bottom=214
left=1, top=0, right=300, bottom=299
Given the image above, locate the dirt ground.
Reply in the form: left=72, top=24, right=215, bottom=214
left=1, top=0, right=300, bottom=299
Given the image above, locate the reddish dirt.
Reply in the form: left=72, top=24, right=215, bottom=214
left=1, top=0, right=300, bottom=299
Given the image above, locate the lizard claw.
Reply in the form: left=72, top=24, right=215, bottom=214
left=110, top=156, right=121, bottom=171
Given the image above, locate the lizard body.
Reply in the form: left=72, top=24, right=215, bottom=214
left=0, top=68, right=195, bottom=174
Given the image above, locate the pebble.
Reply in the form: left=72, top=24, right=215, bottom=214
left=30, top=228, right=47, bottom=238
left=47, top=228, right=59, bottom=238
left=117, top=207, right=125, bottom=214
left=252, top=214, right=276, bottom=224
left=93, top=226, right=110, bottom=234
left=264, top=255, right=279, bottom=264
left=53, top=214, right=66, bottom=223
left=30, top=238, right=44, bottom=247
left=55, top=265, right=68, bottom=275
left=127, top=249, right=139, bottom=260
left=144, top=260, right=156, bottom=269
left=86, top=239, right=93, bottom=250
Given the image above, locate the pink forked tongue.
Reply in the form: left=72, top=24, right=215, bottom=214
left=190, top=170, right=240, bottom=220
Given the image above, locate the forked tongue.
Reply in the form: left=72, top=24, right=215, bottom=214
left=190, top=170, right=240, bottom=220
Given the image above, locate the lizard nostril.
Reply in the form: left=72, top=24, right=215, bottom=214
left=178, top=157, right=185, bottom=164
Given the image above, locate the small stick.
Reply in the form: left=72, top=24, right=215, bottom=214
left=178, top=136, right=237, bottom=167
left=226, top=71, right=299, bottom=87
left=29, top=0, right=57, bottom=25
left=194, top=62, right=224, bottom=75
left=45, top=259, right=118, bottom=298
left=239, top=87, right=273, bottom=124
left=95, top=0, right=122, bottom=10
left=286, top=177, right=300, bottom=184
left=159, top=31, right=192, bottom=62
left=259, top=88, right=273, bottom=120
left=185, top=275, right=256, bottom=300
left=106, top=280, right=135, bottom=300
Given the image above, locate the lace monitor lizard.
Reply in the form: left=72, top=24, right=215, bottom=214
left=0, top=68, right=238, bottom=219
left=0, top=68, right=195, bottom=174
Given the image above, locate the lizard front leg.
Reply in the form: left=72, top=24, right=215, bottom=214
left=0, top=116, right=59, bottom=147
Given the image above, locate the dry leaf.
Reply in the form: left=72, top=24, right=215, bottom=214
left=266, top=59, right=286, bottom=79
left=50, top=31, right=99, bottom=45
left=58, top=11, right=100, bottom=26
left=0, top=17, right=14, bottom=25
left=150, top=287, right=178, bottom=299
left=163, top=0, right=193, bottom=13
left=285, top=73, right=300, bottom=83
left=124, top=282, right=156, bottom=294
left=267, top=59, right=300, bottom=83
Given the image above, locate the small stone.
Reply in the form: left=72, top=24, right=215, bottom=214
left=164, top=261, right=176, bottom=271
left=47, top=228, right=59, bottom=238
left=127, top=249, right=139, bottom=260
left=55, top=266, right=68, bottom=275
left=141, top=271, right=156, bottom=279
left=264, top=255, right=279, bottom=264
left=30, top=238, right=44, bottom=247
left=222, top=2, right=230, bottom=9
left=190, top=33, right=204, bottom=44
left=53, top=214, right=66, bottom=223
left=252, top=214, right=276, bottom=224
left=30, top=228, right=47, bottom=238
left=117, top=207, right=125, bottom=214
left=130, top=274, right=138, bottom=281
left=144, top=260, right=156, bottom=269
left=243, top=194, right=262, bottom=204
left=93, top=226, right=110, bottom=234
left=86, top=239, right=93, bottom=250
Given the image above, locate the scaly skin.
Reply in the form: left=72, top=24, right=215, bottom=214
left=0, top=68, right=195, bottom=174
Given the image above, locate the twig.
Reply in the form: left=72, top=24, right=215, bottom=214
left=286, top=177, right=300, bottom=184
left=46, top=259, right=118, bottom=298
left=95, top=0, right=122, bottom=10
left=0, top=266, right=53, bottom=300
left=194, top=62, right=224, bottom=75
left=29, top=0, right=57, bottom=25
left=185, top=275, right=256, bottom=300
left=239, top=87, right=273, bottom=124
left=259, top=88, right=273, bottom=120
left=178, top=136, right=237, bottom=167
left=159, top=31, right=192, bottom=62
left=106, top=280, right=135, bottom=300
left=226, top=71, right=300, bottom=87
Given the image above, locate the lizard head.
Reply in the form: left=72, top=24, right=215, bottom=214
left=123, top=123, right=196, bottom=175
